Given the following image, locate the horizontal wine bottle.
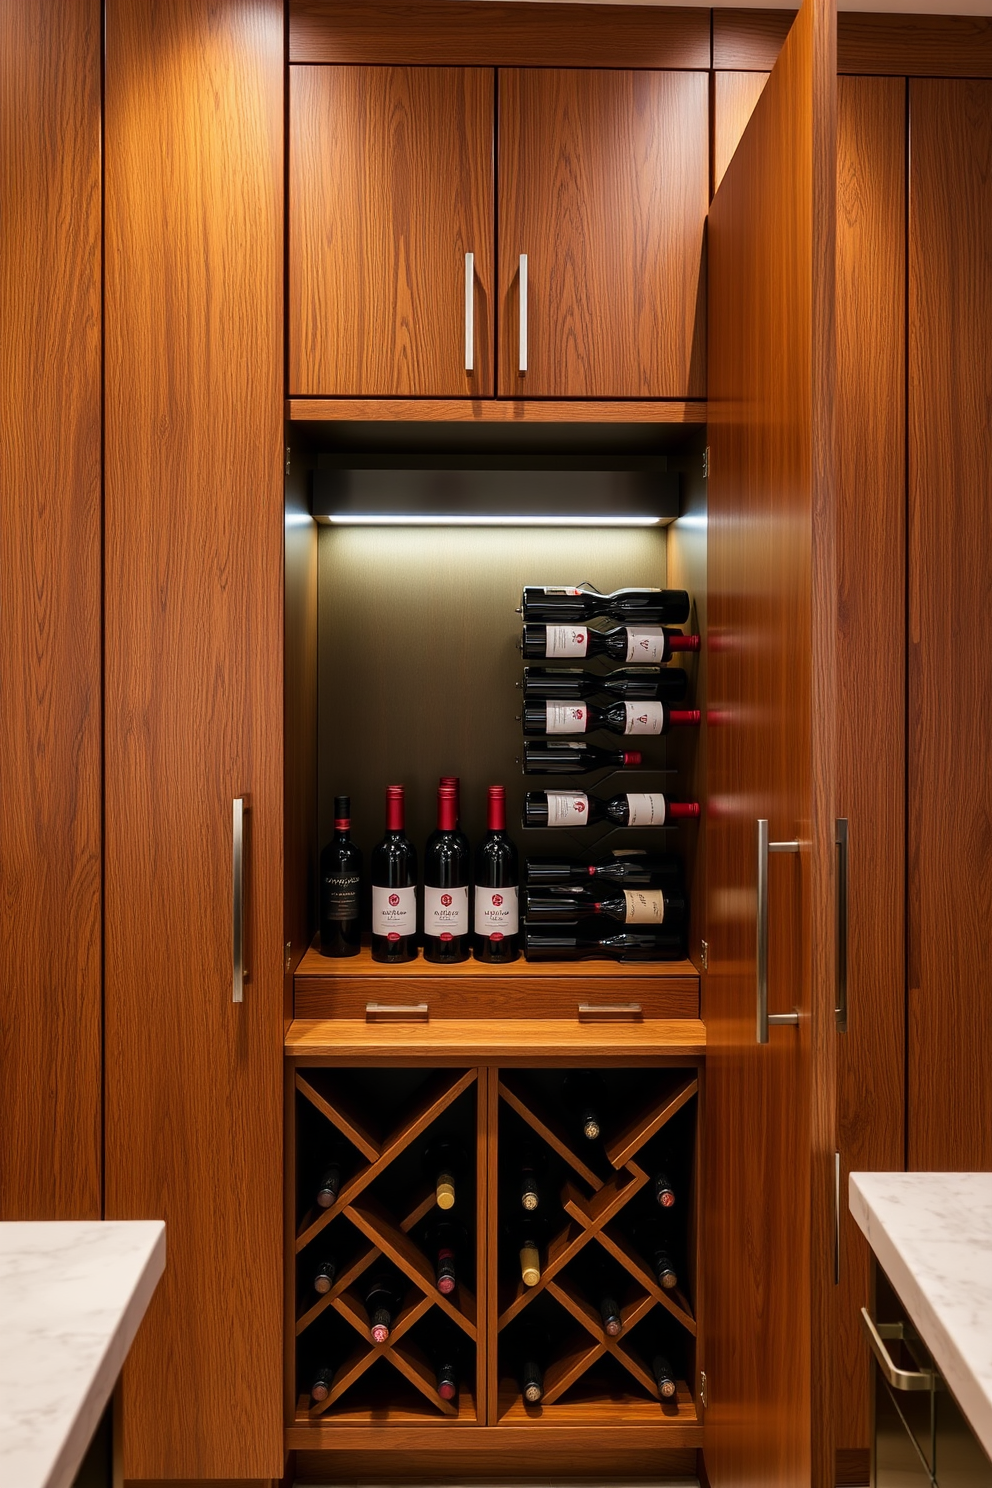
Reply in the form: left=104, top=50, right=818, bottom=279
left=425, top=1217, right=466, bottom=1296
left=526, top=850, right=684, bottom=888
left=524, top=926, right=686, bottom=962
left=316, top=1152, right=346, bottom=1209
left=653, top=1170, right=676, bottom=1208
left=364, top=1269, right=402, bottom=1343
left=524, top=885, right=685, bottom=925
left=435, top=1355, right=459, bottom=1403
left=523, top=790, right=700, bottom=829
left=313, top=1257, right=337, bottom=1294
left=653, top=1353, right=677, bottom=1400
left=522, top=665, right=689, bottom=703
left=522, top=741, right=642, bottom=775
left=561, top=1071, right=608, bottom=1141
left=423, top=1137, right=464, bottom=1211
left=599, top=1291, right=622, bottom=1337
left=520, top=585, right=690, bottom=625
left=311, top=1365, right=333, bottom=1403
left=519, top=1226, right=542, bottom=1287
left=524, top=700, right=700, bottom=738
left=518, top=1327, right=550, bottom=1404
left=522, top=622, right=699, bottom=664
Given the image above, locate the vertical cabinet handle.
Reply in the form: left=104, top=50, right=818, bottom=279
left=233, top=796, right=247, bottom=1003
left=835, top=818, right=849, bottom=1031
left=464, top=251, right=474, bottom=373
left=756, top=818, right=800, bottom=1044
left=518, top=253, right=528, bottom=374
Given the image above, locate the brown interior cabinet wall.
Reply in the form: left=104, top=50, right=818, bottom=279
left=0, top=0, right=103, bottom=1220
left=908, top=79, right=992, bottom=1171
left=834, top=73, right=907, bottom=1463
left=498, top=69, right=708, bottom=399
left=104, top=0, right=286, bottom=1476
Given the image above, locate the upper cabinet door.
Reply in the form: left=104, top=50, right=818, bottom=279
left=290, top=65, right=495, bottom=396
left=704, top=0, right=837, bottom=1484
left=497, top=68, right=707, bottom=399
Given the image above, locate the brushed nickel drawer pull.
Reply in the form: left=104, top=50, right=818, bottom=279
left=233, top=796, right=248, bottom=1003
left=756, top=818, right=800, bottom=1043
left=464, top=251, right=474, bottom=373
left=365, top=1002, right=429, bottom=1022
left=518, top=253, right=528, bottom=374
left=860, top=1310, right=935, bottom=1393
left=578, top=1003, right=643, bottom=1021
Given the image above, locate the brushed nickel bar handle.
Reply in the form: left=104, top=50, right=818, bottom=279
left=518, top=253, right=528, bottom=374
left=578, top=1003, right=643, bottom=1021
left=366, top=1002, right=429, bottom=1022
left=836, top=818, right=849, bottom=1031
left=756, top=819, right=800, bottom=1043
left=860, top=1310, right=934, bottom=1393
left=464, top=251, right=474, bottom=373
left=233, top=796, right=247, bottom=1003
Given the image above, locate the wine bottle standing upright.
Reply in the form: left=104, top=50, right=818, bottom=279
left=424, top=785, right=470, bottom=963
left=319, top=794, right=363, bottom=957
left=474, top=785, right=520, bottom=963
left=439, top=776, right=471, bottom=857
left=370, top=785, right=418, bottom=963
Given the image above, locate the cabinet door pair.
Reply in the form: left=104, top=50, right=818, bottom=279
left=289, top=66, right=707, bottom=399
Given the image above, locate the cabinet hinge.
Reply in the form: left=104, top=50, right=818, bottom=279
left=285, top=446, right=291, bottom=476
left=700, top=1370, right=708, bottom=1409
left=700, top=939, right=709, bottom=971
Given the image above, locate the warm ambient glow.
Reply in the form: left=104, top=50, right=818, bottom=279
left=325, top=513, right=663, bottom=527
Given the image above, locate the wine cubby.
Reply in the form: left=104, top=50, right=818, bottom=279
left=289, top=1057, right=700, bottom=1443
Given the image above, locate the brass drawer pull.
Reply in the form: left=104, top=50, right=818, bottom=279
left=578, top=1003, right=643, bottom=1021
left=860, top=1310, right=935, bottom=1393
left=365, top=1002, right=429, bottom=1022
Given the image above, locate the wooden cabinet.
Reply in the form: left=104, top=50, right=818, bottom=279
left=498, top=69, right=708, bottom=398
left=290, top=66, right=495, bottom=397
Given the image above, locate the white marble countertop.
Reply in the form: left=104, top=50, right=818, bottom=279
left=0, top=1221, right=165, bottom=1488
left=851, top=1172, right=992, bottom=1460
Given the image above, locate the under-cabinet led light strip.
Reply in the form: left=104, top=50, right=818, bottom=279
left=325, top=513, right=663, bottom=527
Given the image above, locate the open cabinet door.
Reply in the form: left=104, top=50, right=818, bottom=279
left=703, top=0, right=837, bottom=1484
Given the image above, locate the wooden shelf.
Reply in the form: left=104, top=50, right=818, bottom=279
left=295, top=938, right=700, bottom=1023
left=288, top=396, right=707, bottom=425
left=496, top=1379, right=699, bottom=1428
left=287, top=1016, right=705, bottom=1064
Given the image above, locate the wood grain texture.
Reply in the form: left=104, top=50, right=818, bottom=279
left=834, top=74, right=906, bottom=1458
left=498, top=69, right=708, bottom=399
left=0, top=0, right=102, bottom=1221
left=103, top=0, right=285, bottom=1476
left=713, top=72, right=770, bottom=195
left=287, top=1018, right=706, bottom=1063
left=908, top=80, right=992, bottom=1171
left=289, top=397, right=707, bottom=424
left=716, top=8, right=992, bottom=76
left=290, top=1, right=711, bottom=69
left=290, top=66, right=494, bottom=397
left=292, top=1439, right=701, bottom=1468
left=704, top=1, right=837, bottom=1484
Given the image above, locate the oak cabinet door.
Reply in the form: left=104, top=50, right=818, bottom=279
left=290, top=65, right=495, bottom=396
left=498, top=68, right=707, bottom=399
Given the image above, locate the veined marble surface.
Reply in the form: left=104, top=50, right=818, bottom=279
left=851, top=1172, right=992, bottom=1461
left=0, top=1220, right=165, bottom=1488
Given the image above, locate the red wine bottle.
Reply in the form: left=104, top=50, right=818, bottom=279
left=319, top=794, right=363, bottom=958
left=473, top=785, right=520, bottom=963
left=435, top=1353, right=459, bottom=1402
left=364, top=1269, right=402, bottom=1343
left=523, top=790, right=700, bottom=829
left=520, top=585, right=690, bottom=625
left=524, top=926, right=686, bottom=961
left=524, top=700, right=700, bottom=737
left=313, top=1257, right=337, bottom=1294
left=524, top=885, right=685, bottom=925
left=522, top=623, right=699, bottom=664
left=370, top=785, right=418, bottom=963
left=653, top=1170, right=676, bottom=1208
left=526, top=851, right=684, bottom=888
left=311, top=1365, right=333, bottom=1403
left=439, top=775, right=471, bottom=858
left=523, top=741, right=642, bottom=775
left=599, top=1290, right=623, bottom=1337
left=522, top=665, right=689, bottom=703
left=653, top=1353, right=677, bottom=1399
left=424, top=785, right=470, bottom=964
left=425, top=1218, right=465, bottom=1296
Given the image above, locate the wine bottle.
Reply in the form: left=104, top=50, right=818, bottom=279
left=599, top=1290, right=622, bottom=1338
left=364, top=1269, right=402, bottom=1343
left=652, top=1353, right=677, bottom=1400
left=519, top=1327, right=550, bottom=1405
left=633, top=1217, right=679, bottom=1290
left=424, top=784, right=470, bottom=964
left=522, top=741, right=643, bottom=775
left=523, top=700, right=700, bottom=738
left=435, top=1353, right=459, bottom=1402
left=439, top=776, right=471, bottom=858
left=524, top=925, right=685, bottom=962
left=473, top=785, right=520, bottom=964
left=520, top=585, right=690, bottom=625
left=561, top=1071, right=608, bottom=1142
left=518, top=1143, right=544, bottom=1213
left=526, top=850, right=684, bottom=888
left=313, top=1257, right=337, bottom=1294
left=370, top=785, right=418, bottom=963
left=521, top=622, right=699, bottom=664
left=653, top=1170, right=676, bottom=1208
left=425, top=1218, right=466, bottom=1296
left=423, top=1137, right=464, bottom=1211
left=523, top=790, right=700, bottom=829
left=311, top=1365, right=333, bottom=1403
left=319, top=794, right=363, bottom=958
left=524, top=885, right=685, bottom=926
left=519, top=1224, right=542, bottom=1286
left=316, top=1152, right=346, bottom=1210
left=521, top=665, right=689, bottom=704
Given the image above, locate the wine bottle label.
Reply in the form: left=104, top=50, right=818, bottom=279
left=323, top=873, right=360, bottom=919
left=425, top=885, right=469, bottom=938
left=625, top=793, right=667, bottom=826
left=624, top=626, right=668, bottom=663
left=545, top=625, right=589, bottom=657
left=539, top=586, right=583, bottom=595
left=475, top=886, right=519, bottom=938
left=372, top=884, right=417, bottom=937
left=623, top=888, right=666, bottom=924
left=546, top=702, right=588, bottom=734
left=546, top=791, right=590, bottom=826
left=623, top=701, right=665, bottom=735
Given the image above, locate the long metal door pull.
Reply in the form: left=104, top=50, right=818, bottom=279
left=233, top=796, right=248, bottom=1003
left=518, top=253, right=528, bottom=374
left=756, top=818, right=800, bottom=1043
left=464, top=251, right=474, bottom=373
